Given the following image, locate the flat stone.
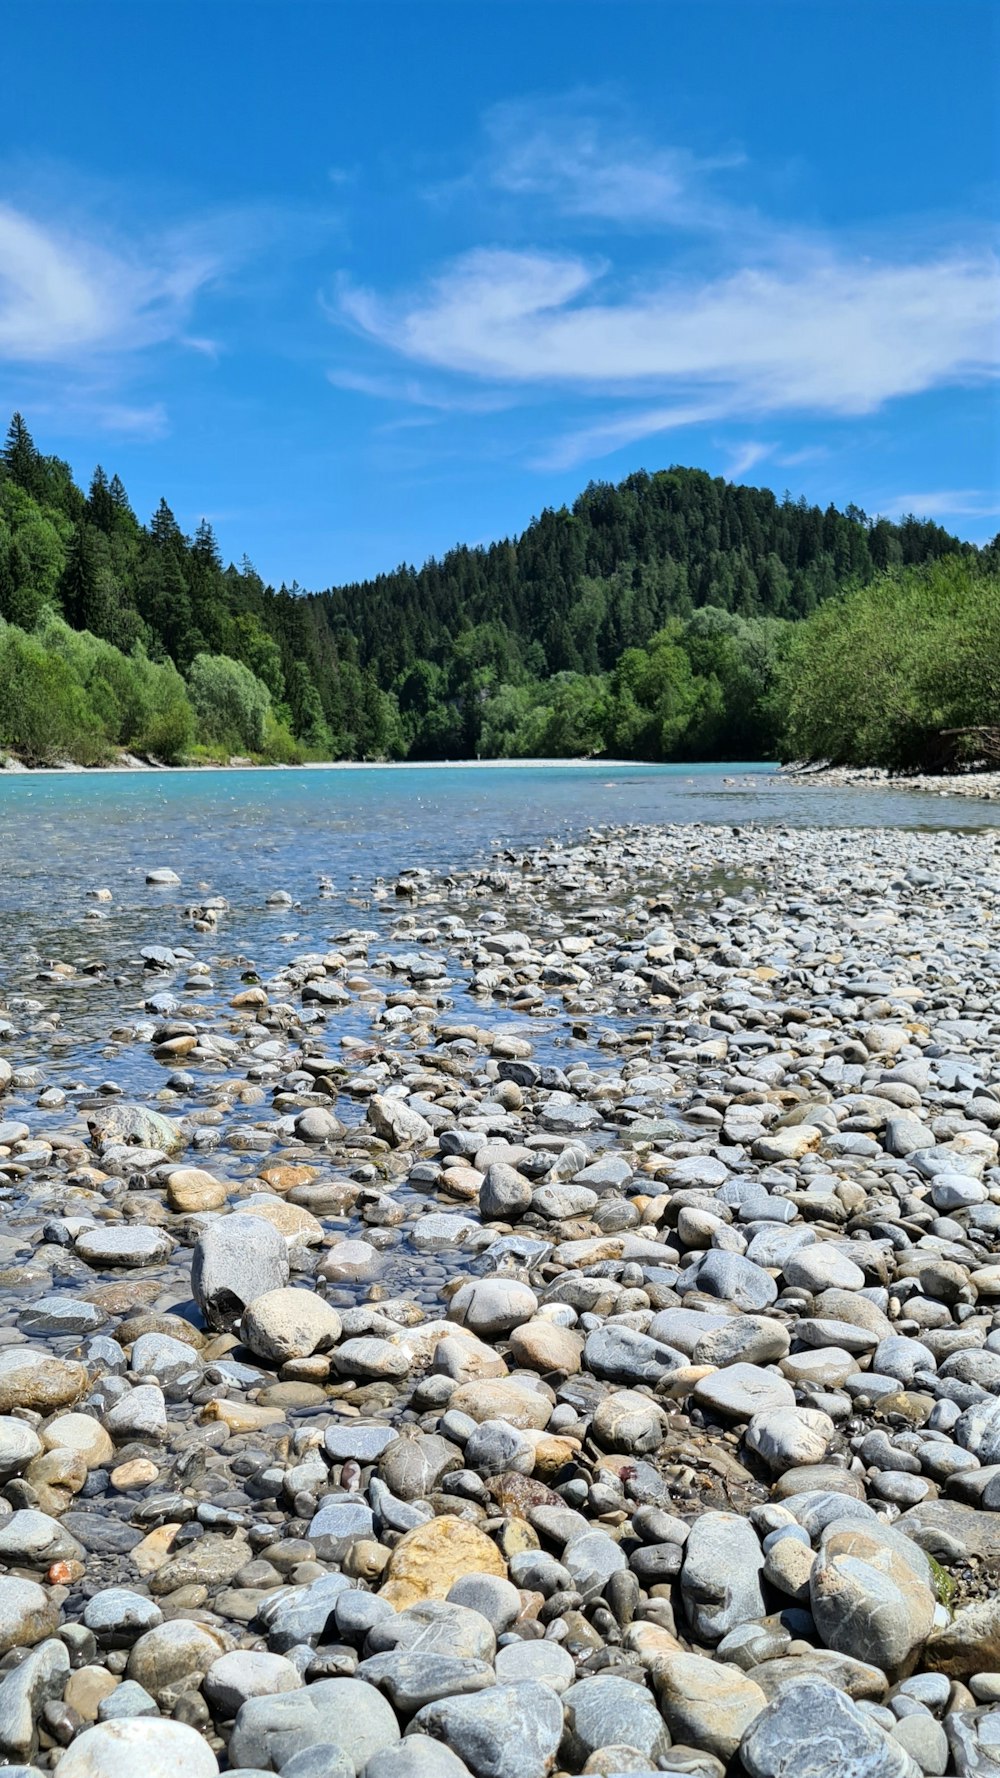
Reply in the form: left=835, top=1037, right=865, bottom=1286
left=652, top=1652, right=767, bottom=1762
left=0, top=1349, right=87, bottom=1414
left=76, top=1226, right=173, bottom=1268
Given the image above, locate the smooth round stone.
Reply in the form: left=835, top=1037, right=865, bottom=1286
left=889, top=1714, right=949, bottom=1775
left=55, top=1718, right=219, bottom=1778
left=407, top=1683, right=563, bottom=1778
left=362, top=1739, right=472, bottom=1778
left=694, top=1364, right=794, bottom=1421
left=127, top=1621, right=229, bottom=1697
left=680, top=1512, right=765, bottom=1643
left=203, top=1651, right=303, bottom=1716
left=110, top=1459, right=159, bottom=1491
left=448, top=1278, right=538, bottom=1338
left=83, top=1590, right=164, bottom=1647
left=591, top=1389, right=669, bottom=1455
left=166, top=1168, right=228, bottom=1212
left=446, top=1575, right=521, bottom=1633
left=42, top=1413, right=114, bottom=1469
left=0, top=1508, right=83, bottom=1566
left=241, top=1288, right=342, bottom=1364
left=319, top=1240, right=381, bottom=1283
left=379, top=1516, right=508, bottom=1610
left=0, top=1349, right=87, bottom=1413
left=464, top=1420, right=535, bottom=1477
left=229, top=1676, right=401, bottom=1772
left=745, top=1408, right=834, bottom=1472
left=560, top=1674, right=672, bottom=1767
left=494, top=1640, right=575, bottom=1693
left=690, top=1252, right=778, bottom=1312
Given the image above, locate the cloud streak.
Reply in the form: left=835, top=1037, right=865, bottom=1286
left=333, top=98, right=1000, bottom=475
left=480, top=94, right=745, bottom=231
left=877, top=489, right=1000, bottom=520
left=0, top=202, right=219, bottom=365
left=341, top=246, right=1000, bottom=412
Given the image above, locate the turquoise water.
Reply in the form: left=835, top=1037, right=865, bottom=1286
left=0, top=756, right=997, bottom=1156
left=0, top=760, right=997, bottom=961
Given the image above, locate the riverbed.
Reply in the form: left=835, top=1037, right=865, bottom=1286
left=0, top=773, right=999, bottom=1777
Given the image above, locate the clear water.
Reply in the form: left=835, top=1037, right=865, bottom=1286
left=1, top=759, right=996, bottom=993
left=0, top=760, right=996, bottom=1303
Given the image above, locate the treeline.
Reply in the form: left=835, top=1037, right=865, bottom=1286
left=0, top=411, right=987, bottom=767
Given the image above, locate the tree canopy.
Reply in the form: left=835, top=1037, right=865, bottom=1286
left=0, top=411, right=988, bottom=769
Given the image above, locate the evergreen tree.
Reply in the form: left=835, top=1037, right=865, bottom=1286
left=86, top=467, right=116, bottom=535
left=2, top=414, right=41, bottom=498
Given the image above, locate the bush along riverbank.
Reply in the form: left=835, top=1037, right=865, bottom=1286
left=2, top=821, right=1000, bottom=1772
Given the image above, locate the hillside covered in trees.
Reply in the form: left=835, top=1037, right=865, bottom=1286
left=0, top=410, right=990, bottom=768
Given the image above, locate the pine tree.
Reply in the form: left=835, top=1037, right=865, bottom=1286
left=108, top=474, right=135, bottom=526
left=60, top=524, right=103, bottom=631
left=192, top=518, right=222, bottom=569
left=2, top=413, right=41, bottom=497
left=86, top=467, right=116, bottom=535
left=149, top=498, right=184, bottom=551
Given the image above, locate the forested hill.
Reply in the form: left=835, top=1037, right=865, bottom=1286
left=316, top=469, right=962, bottom=682
left=0, top=411, right=978, bottom=765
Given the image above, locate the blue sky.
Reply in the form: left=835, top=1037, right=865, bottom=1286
left=3, top=1, right=998, bottom=586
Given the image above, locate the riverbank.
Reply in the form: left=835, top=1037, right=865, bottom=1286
left=1, top=819, right=1000, bottom=1775
left=781, top=760, right=1000, bottom=802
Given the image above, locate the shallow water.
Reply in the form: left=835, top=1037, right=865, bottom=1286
left=0, top=760, right=996, bottom=1142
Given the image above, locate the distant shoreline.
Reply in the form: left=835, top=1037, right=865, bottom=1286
left=0, top=756, right=768, bottom=778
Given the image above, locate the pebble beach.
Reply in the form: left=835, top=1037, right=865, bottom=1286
left=2, top=810, right=1000, bottom=1778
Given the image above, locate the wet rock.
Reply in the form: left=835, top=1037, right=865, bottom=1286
left=191, top=1214, right=289, bottom=1329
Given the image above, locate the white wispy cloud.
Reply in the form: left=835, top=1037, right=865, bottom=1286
left=480, top=94, right=745, bottom=231
left=723, top=440, right=772, bottom=480
left=327, top=365, right=515, bottom=414
left=877, top=489, right=1000, bottom=519
left=0, top=202, right=219, bottom=365
left=530, top=400, right=726, bottom=470
left=334, top=97, right=1000, bottom=475
left=341, top=246, right=999, bottom=408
